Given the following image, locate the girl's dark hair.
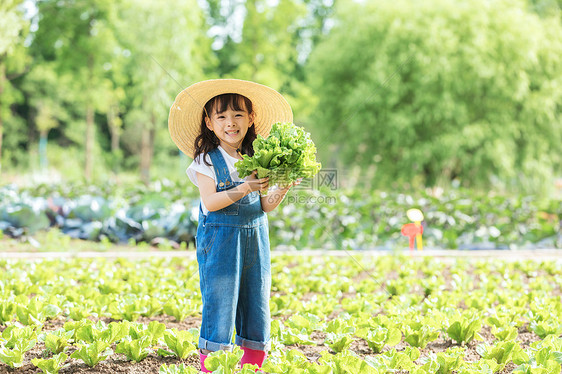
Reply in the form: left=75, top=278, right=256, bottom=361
left=193, top=93, right=257, bottom=166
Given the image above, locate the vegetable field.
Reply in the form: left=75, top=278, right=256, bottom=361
left=1, top=183, right=560, bottom=250
left=1, top=253, right=562, bottom=373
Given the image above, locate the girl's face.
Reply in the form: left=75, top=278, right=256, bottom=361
left=205, top=99, right=255, bottom=150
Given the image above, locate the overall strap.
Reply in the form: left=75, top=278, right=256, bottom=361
left=208, top=148, right=235, bottom=192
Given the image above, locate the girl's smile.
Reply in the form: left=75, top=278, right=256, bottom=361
left=206, top=107, right=254, bottom=152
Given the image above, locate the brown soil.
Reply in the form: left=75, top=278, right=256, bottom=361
left=1, top=252, right=558, bottom=373
left=2, top=314, right=542, bottom=374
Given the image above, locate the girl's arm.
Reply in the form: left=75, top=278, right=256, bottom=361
left=197, top=172, right=269, bottom=212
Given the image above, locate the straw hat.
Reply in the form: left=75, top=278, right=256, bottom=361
left=168, top=79, right=293, bottom=158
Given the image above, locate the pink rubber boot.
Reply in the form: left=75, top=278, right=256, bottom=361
left=240, top=347, right=267, bottom=371
left=199, top=350, right=212, bottom=373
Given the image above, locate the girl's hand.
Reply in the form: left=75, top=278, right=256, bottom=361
left=245, top=171, right=269, bottom=192
left=279, top=178, right=303, bottom=192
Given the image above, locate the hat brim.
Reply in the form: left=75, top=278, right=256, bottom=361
left=168, top=79, right=293, bottom=158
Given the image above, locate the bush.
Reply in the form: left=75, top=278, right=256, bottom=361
left=307, top=0, right=562, bottom=193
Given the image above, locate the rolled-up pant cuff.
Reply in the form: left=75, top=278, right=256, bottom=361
left=235, top=335, right=270, bottom=352
left=199, top=337, right=234, bottom=352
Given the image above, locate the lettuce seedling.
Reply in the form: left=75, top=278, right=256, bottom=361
left=325, top=332, right=354, bottom=353
left=2, top=325, right=37, bottom=350
left=530, top=334, right=562, bottom=352
left=0, top=300, right=15, bottom=324
left=108, top=296, right=144, bottom=321
left=285, top=313, right=323, bottom=334
left=271, top=318, right=315, bottom=346
left=532, top=347, right=562, bottom=371
left=514, top=337, right=562, bottom=373
left=377, top=347, right=420, bottom=372
left=420, top=348, right=465, bottom=374
left=129, top=321, right=166, bottom=345
left=281, top=327, right=316, bottom=346
left=75, top=321, right=104, bottom=343
left=326, top=318, right=355, bottom=335
left=476, top=340, right=528, bottom=371
left=92, top=294, right=112, bottom=317
left=264, top=356, right=332, bottom=373
left=385, top=279, right=409, bottom=296
left=446, top=311, right=482, bottom=345
left=357, top=325, right=402, bottom=353
left=63, top=319, right=93, bottom=342
left=204, top=347, right=244, bottom=374
left=0, top=346, right=26, bottom=368
left=31, top=352, right=68, bottom=374
left=457, top=358, right=500, bottom=374
left=491, top=325, right=518, bottom=341
left=15, top=296, right=61, bottom=325
left=530, top=320, right=562, bottom=339
left=159, top=363, right=198, bottom=374
left=141, top=297, right=162, bottom=318
left=403, top=320, right=440, bottom=349
left=101, top=321, right=130, bottom=344
left=75, top=320, right=128, bottom=344
left=163, top=299, right=199, bottom=322
left=42, top=329, right=73, bottom=354
left=68, top=304, right=91, bottom=321
left=0, top=325, right=37, bottom=367
left=116, top=336, right=152, bottom=362
left=70, top=341, right=112, bottom=367
left=286, top=329, right=316, bottom=346
left=513, top=363, right=554, bottom=374
left=319, top=350, right=380, bottom=374
left=262, top=349, right=319, bottom=373
left=487, top=309, right=522, bottom=329
left=157, top=329, right=198, bottom=359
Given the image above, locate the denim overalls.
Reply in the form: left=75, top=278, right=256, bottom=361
left=196, top=148, right=271, bottom=353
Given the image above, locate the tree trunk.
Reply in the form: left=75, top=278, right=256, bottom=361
left=84, top=55, right=94, bottom=181
left=140, top=113, right=156, bottom=185
left=0, top=62, right=5, bottom=177
left=85, top=104, right=94, bottom=181
left=108, top=105, right=120, bottom=153
left=107, top=104, right=120, bottom=173
left=140, top=126, right=150, bottom=185
left=39, top=130, right=48, bottom=169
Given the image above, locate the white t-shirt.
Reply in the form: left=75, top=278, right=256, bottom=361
left=186, top=146, right=245, bottom=215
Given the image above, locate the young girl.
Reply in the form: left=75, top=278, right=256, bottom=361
left=168, top=79, right=296, bottom=372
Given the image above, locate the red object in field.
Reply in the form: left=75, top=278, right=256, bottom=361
left=401, top=223, right=423, bottom=251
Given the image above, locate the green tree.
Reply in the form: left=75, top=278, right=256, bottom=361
left=31, top=0, right=119, bottom=181
left=0, top=0, right=29, bottom=177
left=96, top=41, right=127, bottom=174
left=228, top=0, right=306, bottom=85
left=114, top=0, right=211, bottom=184
left=203, top=0, right=335, bottom=122
left=527, top=0, right=561, bottom=18
left=104, top=86, right=125, bottom=173
left=307, top=0, right=562, bottom=192
left=21, top=64, right=77, bottom=169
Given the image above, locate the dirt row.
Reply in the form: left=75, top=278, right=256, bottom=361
left=0, top=309, right=545, bottom=374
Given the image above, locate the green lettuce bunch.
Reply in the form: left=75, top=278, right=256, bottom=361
left=236, top=122, right=321, bottom=194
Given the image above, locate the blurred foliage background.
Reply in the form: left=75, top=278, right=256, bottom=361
left=0, top=0, right=561, bottom=196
